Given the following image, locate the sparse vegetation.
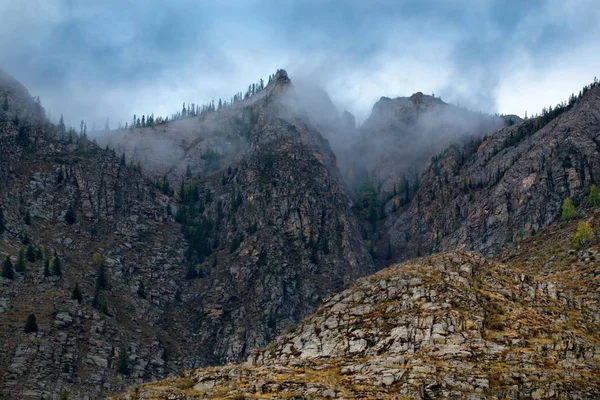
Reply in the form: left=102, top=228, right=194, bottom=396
left=561, top=197, right=577, bottom=220
left=589, top=184, right=600, bottom=207
left=572, top=221, right=593, bottom=248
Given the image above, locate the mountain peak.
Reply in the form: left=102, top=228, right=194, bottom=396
left=266, top=68, right=291, bottom=97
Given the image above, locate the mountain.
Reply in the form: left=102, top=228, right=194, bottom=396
left=110, top=209, right=600, bottom=399
left=0, top=70, right=189, bottom=398
left=386, top=84, right=600, bottom=261
left=0, top=70, right=373, bottom=399
left=342, top=92, right=511, bottom=193
left=3, top=64, right=600, bottom=399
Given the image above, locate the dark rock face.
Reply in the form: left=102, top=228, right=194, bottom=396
left=156, top=70, right=374, bottom=366
left=387, top=85, right=600, bottom=260
left=0, top=70, right=373, bottom=398
left=0, top=83, right=190, bottom=398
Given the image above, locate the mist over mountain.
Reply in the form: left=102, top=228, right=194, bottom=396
left=2, top=2, right=600, bottom=400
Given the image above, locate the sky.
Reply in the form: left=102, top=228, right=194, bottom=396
left=1, top=0, right=599, bottom=129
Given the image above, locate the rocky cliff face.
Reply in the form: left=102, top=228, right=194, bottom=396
left=386, top=84, right=600, bottom=261
left=0, top=70, right=373, bottom=399
left=156, top=70, right=374, bottom=366
left=0, top=74, right=191, bottom=399
left=110, top=210, right=600, bottom=399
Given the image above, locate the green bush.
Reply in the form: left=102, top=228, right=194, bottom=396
left=561, top=197, right=577, bottom=220
left=589, top=184, right=600, bottom=207
left=572, top=221, right=593, bottom=248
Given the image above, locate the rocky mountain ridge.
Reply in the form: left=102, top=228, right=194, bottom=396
left=2, top=66, right=600, bottom=399
left=111, top=208, right=600, bottom=399
left=0, top=69, right=373, bottom=399
left=385, top=83, right=600, bottom=261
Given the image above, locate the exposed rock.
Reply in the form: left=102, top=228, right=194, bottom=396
left=111, top=238, right=600, bottom=399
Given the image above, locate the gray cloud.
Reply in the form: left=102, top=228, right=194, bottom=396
left=0, top=0, right=598, bottom=129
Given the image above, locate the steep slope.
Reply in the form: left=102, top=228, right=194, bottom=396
left=0, top=70, right=374, bottom=398
left=0, top=71, right=190, bottom=399
left=387, top=83, right=600, bottom=260
left=155, top=71, right=374, bottom=365
left=111, top=211, right=600, bottom=399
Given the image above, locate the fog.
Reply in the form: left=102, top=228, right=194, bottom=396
left=1, top=0, right=599, bottom=134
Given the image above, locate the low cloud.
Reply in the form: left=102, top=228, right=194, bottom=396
left=1, top=0, right=598, bottom=130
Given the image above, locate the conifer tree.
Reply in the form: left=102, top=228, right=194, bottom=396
left=137, top=280, right=146, bottom=298
left=589, top=184, right=600, bottom=207
left=2, top=256, right=14, bottom=279
left=26, top=245, right=35, bottom=262
left=71, top=284, right=83, bottom=303
left=24, top=314, right=38, bottom=333
left=53, top=255, right=62, bottom=276
left=2, top=95, right=8, bottom=111
left=0, top=205, right=5, bottom=234
left=58, top=115, right=66, bottom=132
left=117, top=346, right=130, bottom=375
left=43, top=258, right=51, bottom=277
left=15, top=249, right=26, bottom=273
left=65, top=205, right=76, bottom=224
left=96, top=262, right=108, bottom=290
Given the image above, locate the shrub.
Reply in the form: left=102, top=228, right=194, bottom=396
left=572, top=221, right=593, bottom=248
left=24, top=314, right=38, bottom=333
left=65, top=205, right=76, bottom=224
left=92, top=253, right=102, bottom=265
left=71, top=284, right=83, bottom=303
left=561, top=197, right=577, bottom=219
left=589, top=184, right=600, bottom=207
left=185, top=263, right=197, bottom=279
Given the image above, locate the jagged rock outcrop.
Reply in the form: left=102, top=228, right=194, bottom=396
left=0, top=69, right=373, bottom=399
left=159, top=70, right=374, bottom=365
left=387, top=84, right=600, bottom=260
left=111, top=211, right=600, bottom=398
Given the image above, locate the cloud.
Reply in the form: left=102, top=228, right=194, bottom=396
left=0, top=0, right=598, bottom=129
